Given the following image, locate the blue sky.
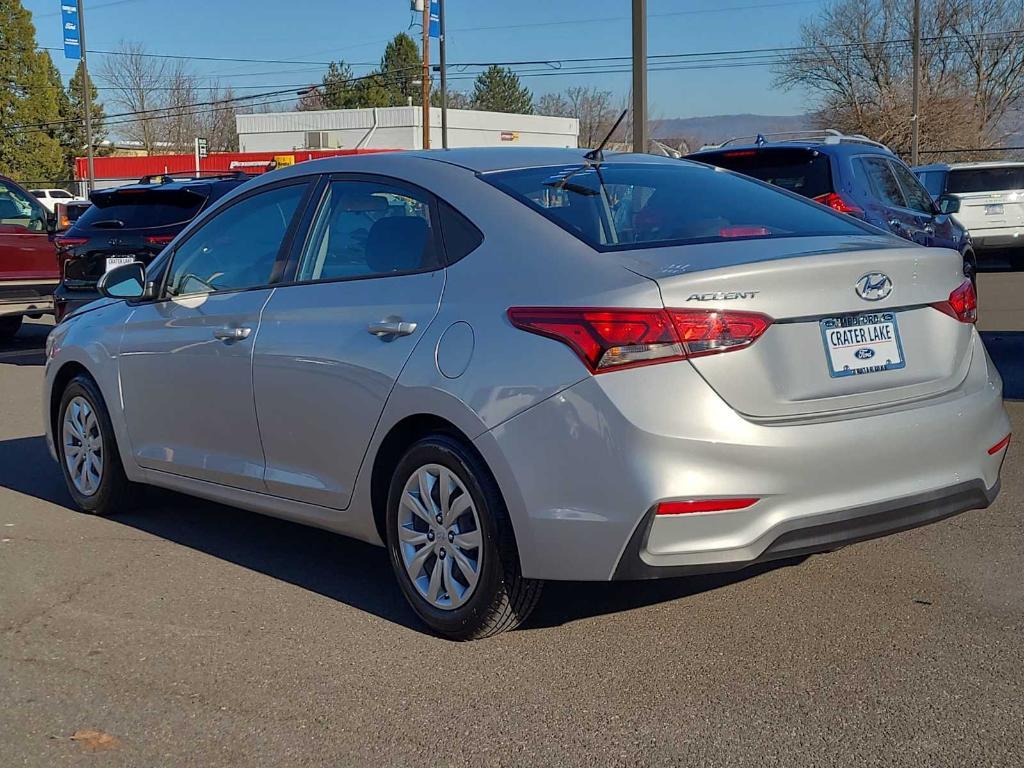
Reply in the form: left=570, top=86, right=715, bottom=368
left=26, top=0, right=828, bottom=118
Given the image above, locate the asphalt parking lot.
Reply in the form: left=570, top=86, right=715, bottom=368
left=1, top=272, right=1022, bottom=767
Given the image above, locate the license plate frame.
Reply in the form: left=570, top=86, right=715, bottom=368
left=819, top=311, right=906, bottom=378
left=104, top=256, right=136, bottom=273
left=984, top=203, right=1004, bottom=216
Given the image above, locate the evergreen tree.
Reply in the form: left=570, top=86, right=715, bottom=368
left=0, top=0, right=65, bottom=181
left=312, top=61, right=365, bottom=110
left=66, top=61, right=106, bottom=162
left=471, top=66, right=533, bottom=114
left=379, top=32, right=422, bottom=106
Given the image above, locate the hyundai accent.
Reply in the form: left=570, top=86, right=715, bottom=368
left=44, top=148, right=1011, bottom=639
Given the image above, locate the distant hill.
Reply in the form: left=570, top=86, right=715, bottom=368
left=653, top=113, right=815, bottom=150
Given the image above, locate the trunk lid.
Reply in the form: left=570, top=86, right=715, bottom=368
left=946, top=166, right=1024, bottom=232
left=619, top=235, right=973, bottom=419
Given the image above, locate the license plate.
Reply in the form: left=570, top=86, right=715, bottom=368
left=985, top=203, right=1004, bottom=215
left=104, top=256, right=135, bottom=273
left=820, top=312, right=905, bottom=378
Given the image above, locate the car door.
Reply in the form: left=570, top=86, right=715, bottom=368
left=0, top=179, right=58, bottom=281
left=118, top=179, right=312, bottom=491
left=889, top=159, right=958, bottom=249
left=252, top=175, right=446, bottom=509
left=853, top=156, right=926, bottom=243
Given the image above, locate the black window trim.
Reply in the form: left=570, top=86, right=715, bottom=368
left=153, top=175, right=317, bottom=303
left=273, top=171, right=449, bottom=289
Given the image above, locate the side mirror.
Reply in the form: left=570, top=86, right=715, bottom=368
left=97, top=261, right=147, bottom=300
left=937, top=196, right=961, bottom=215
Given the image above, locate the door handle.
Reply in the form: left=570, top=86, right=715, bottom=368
left=367, top=318, right=417, bottom=338
left=213, top=327, right=252, bottom=341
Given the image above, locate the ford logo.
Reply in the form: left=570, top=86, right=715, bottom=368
left=854, top=348, right=875, bottom=360
left=855, top=272, right=893, bottom=301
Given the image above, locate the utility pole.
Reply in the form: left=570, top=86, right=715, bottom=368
left=631, top=0, right=648, bottom=154
left=421, top=0, right=431, bottom=149
left=77, top=0, right=95, bottom=192
left=910, top=0, right=921, bottom=166
left=438, top=0, right=448, bottom=148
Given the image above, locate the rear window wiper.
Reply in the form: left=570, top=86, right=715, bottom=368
left=90, top=219, right=126, bottom=229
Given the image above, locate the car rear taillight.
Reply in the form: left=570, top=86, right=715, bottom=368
left=507, top=307, right=773, bottom=373
left=54, top=235, right=87, bottom=250
left=987, top=434, right=1011, bottom=456
left=931, top=279, right=977, bottom=324
left=657, top=498, right=759, bottom=515
left=144, top=234, right=175, bottom=246
left=813, top=192, right=864, bottom=217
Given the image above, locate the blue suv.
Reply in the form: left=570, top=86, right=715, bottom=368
left=687, top=131, right=976, bottom=281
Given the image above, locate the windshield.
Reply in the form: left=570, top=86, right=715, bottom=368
left=690, top=148, right=833, bottom=199
left=484, top=162, right=867, bottom=251
left=947, top=167, right=1024, bottom=194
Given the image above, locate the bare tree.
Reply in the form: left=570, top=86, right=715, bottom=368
left=535, top=86, right=617, bottom=148
left=775, top=0, right=1024, bottom=160
left=97, top=41, right=166, bottom=153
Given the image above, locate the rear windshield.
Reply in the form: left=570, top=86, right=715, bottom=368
left=76, top=188, right=207, bottom=230
left=483, top=162, right=866, bottom=251
left=947, top=167, right=1024, bottom=194
left=689, top=148, right=833, bottom=199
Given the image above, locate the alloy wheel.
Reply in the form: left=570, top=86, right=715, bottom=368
left=62, top=396, right=103, bottom=497
left=397, top=463, right=483, bottom=610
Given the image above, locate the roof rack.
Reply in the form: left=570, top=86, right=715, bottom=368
left=136, top=171, right=251, bottom=185
left=700, top=129, right=892, bottom=152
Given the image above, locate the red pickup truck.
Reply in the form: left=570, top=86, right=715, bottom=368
left=0, top=175, right=59, bottom=340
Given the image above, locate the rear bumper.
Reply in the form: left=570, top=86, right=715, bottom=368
left=612, top=479, right=999, bottom=579
left=0, top=280, right=57, bottom=317
left=479, top=330, right=1010, bottom=581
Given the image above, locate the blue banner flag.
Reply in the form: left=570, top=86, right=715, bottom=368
left=429, top=0, right=440, bottom=38
left=61, top=2, right=81, bottom=60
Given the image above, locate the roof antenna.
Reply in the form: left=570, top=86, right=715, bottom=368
left=584, top=109, right=628, bottom=163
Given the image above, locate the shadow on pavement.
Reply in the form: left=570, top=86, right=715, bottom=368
left=0, top=434, right=792, bottom=636
left=981, top=331, right=1024, bottom=400
left=0, top=319, right=51, bottom=366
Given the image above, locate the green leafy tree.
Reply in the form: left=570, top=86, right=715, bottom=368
left=379, top=32, right=422, bottom=106
left=471, top=66, right=533, bottom=114
left=0, top=0, right=65, bottom=181
left=300, top=61, right=365, bottom=111
left=63, top=61, right=107, bottom=169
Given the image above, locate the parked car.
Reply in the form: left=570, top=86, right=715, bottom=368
left=44, top=149, right=1010, bottom=639
left=30, top=187, right=86, bottom=213
left=687, top=130, right=977, bottom=281
left=0, top=175, right=59, bottom=341
left=55, top=199, right=92, bottom=231
left=914, top=161, right=1024, bottom=267
left=53, top=173, right=254, bottom=321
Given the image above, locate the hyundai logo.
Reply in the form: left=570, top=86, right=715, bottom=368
left=855, top=272, right=893, bottom=301
left=854, top=348, right=875, bottom=360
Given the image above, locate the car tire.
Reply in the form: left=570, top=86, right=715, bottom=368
left=386, top=434, right=543, bottom=640
left=57, top=374, right=139, bottom=515
left=0, top=316, right=23, bottom=341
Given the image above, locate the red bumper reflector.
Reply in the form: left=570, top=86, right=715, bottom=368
left=656, top=498, right=759, bottom=515
left=988, top=434, right=1011, bottom=455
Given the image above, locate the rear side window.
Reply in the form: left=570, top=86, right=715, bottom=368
left=77, top=188, right=208, bottom=230
left=917, top=171, right=945, bottom=197
left=947, top=167, right=1024, bottom=193
left=438, top=200, right=483, bottom=264
left=890, top=162, right=935, bottom=214
left=484, top=162, right=868, bottom=251
left=50, top=190, right=73, bottom=199
left=856, top=158, right=906, bottom=208
left=691, top=148, right=833, bottom=199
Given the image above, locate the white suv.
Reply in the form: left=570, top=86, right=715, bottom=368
left=914, top=162, right=1024, bottom=266
left=29, top=188, right=85, bottom=213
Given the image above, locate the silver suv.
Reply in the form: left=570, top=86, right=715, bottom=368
left=915, top=161, right=1024, bottom=266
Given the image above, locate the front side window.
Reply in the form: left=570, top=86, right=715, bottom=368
left=296, top=179, right=439, bottom=282
left=856, top=157, right=906, bottom=208
left=0, top=181, right=45, bottom=232
left=165, top=182, right=308, bottom=297
left=890, top=161, right=935, bottom=214
left=484, top=162, right=868, bottom=251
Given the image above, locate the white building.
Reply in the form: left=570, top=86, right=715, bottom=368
left=236, top=107, right=579, bottom=153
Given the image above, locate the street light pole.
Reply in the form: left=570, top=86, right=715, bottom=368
left=631, top=0, right=647, bottom=154
left=77, top=0, right=95, bottom=192
left=421, top=0, right=431, bottom=149
left=439, top=0, right=448, bottom=149
left=910, top=0, right=921, bottom=166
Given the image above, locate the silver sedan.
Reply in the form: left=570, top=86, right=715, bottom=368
left=43, top=149, right=1011, bottom=639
